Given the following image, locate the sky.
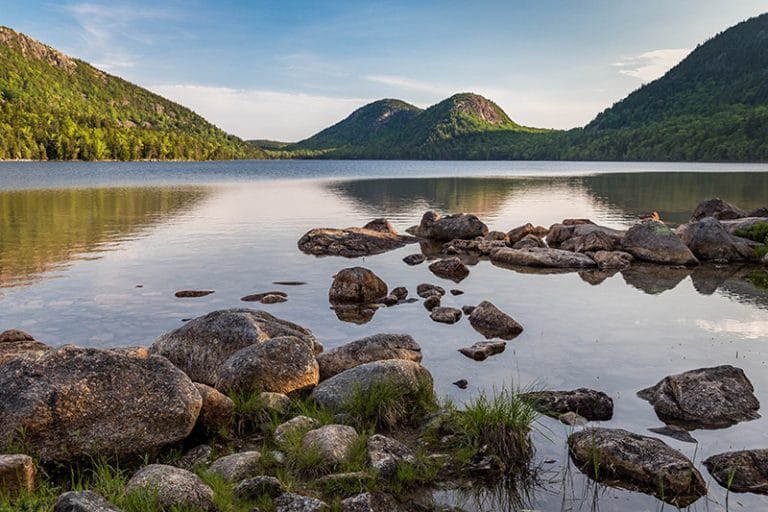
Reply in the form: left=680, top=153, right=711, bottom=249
left=1, top=1, right=767, bottom=141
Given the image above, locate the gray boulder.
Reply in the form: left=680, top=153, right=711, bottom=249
left=275, top=493, right=329, bottom=512
left=298, top=218, right=415, bottom=257
left=208, top=451, right=262, bottom=482
left=0, top=346, right=201, bottom=462
left=0, top=329, right=49, bottom=367
left=637, top=365, right=760, bottom=429
left=704, top=449, right=768, bottom=494
left=428, top=257, right=469, bottom=282
left=316, top=334, right=422, bottom=381
left=468, top=300, right=523, bottom=340
left=676, top=217, right=756, bottom=262
left=329, top=267, right=388, bottom=304
left=409, top=211, right=488, bottom=241
left=690, top=198, right=748, bottom=222
left=367, top=434, right=419, bottom=479
left=491, top=247, right=596, bottom=268
left=126, top=464, right=214, bottom=511
left=150, top=308, right=321, bottom=386
left=621, top=220, right=699, bottom=265
left=521, top=388, right=613, bottom=421
left=568, top=428, right=706, bottom=507
left=216, top=335, right=319, bottom=394
left=0, top=454, right=36, bottom=498
left=302, top=424, right=359, bottom=465
left=54, top=491, right=122, bottom=512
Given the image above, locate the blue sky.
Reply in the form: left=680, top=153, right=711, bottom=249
left=2, top=1, right=766, bottom=140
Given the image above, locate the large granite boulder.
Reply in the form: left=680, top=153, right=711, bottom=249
left=468, top=300, right=523, bottom=340
left=0, top=329, right=50, bottom=367
left=690, top=198, right=748, bottom=222
left=704, top=449, right=768, bottom=494
left=568, top=428, right=706, bottom=507
left=676, top=217, right=756, bottom=262
left=298, top=218, right=416, bottom=257
left=329, top=267, right=388, bottom=304
left=126, top=465, right=214, bottom=511
left=316, top=334, right=422, bottom=381
left=150, top=309, right=321, bottom=386
left=0, top=346, right=201, bottom=462
left=637, top=365, right=760, bottom=429
left=521, top=388, right=613, bottom=421
left=216, top=335, right=319, bottom=394
left=490, top=247, right=596, bottom=268
left=408, top=211, right=488, bottom=241
left=621, top=219, right=699, bottom=265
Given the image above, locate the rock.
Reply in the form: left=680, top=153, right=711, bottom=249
left=506, top=223, right=535, bottom=244
left=274, top=416, right=321, bottom=445
left=561, top=231, right=615, bottom=253
left=450, top=289, right=464, bottom=296
left=512, top=234, right=546, bottom=249
left=54, top=490, right=121, bottom=512
left=491, top=247, right=596, bottom=268
left=704, top=449, right=768, bottom=494
left=193, top=383, right=234, bottom=433
left=416, top=283, right=445, bottom=298
left=241, top=291, right=288, bottom=302
left=590, top=250, right=634, bottom=269
left=216, top=336, right=319, bottom=394
left=423, top=295, right=441, bottom=311
left=126, top=464, right=214, bottom=511
left=408, top=211, right=488, bottom=241
left=0, top=329, right=50, bottom=367
left=381, top=294, right=399, bottom=306
left=637, top=365, right=760, bottom=429
left=749, top=207, right=768, bottom=217
left=468, top=301, right=524, bottom=340
left=690, top=198, right=748, bottom=222
left=621, top=219, right=699, bottom=265
left=367, top=434, right=419, bottom=479
left=151, top=308, right=321, bottom=386
left=559, top=412, right=587, bottom=426
left=175, top=290, right=214, bottom=298
left=453, top=379, right=468, bottom=389
left=259, top=392, right=291, bottom=414
left=444, top=238, right=506, bottom=255
left=316, top=471, right=374, bottom=492
left=521, top=388, right=613, bottom=421
left=391, top=287, right=408, bottom=300
left=430, top=307, right=462, bottom=324
left=311, top=360, right=433, bottom=414
left=329, top=267, right=388, bottom=304
left=648, top=426, right=697, bottom=444
left=428, top=257, right=470, bottom=282
left=274, top=492, right=329, bottom=512
left=458, top=341, right=506, bottom=361
left=261, top=294, right=288, bottom=304
left=0, top=346, right=201, bottom=462
left=568, top=428, right=706, bottom=507
left=546, top=223, right=576, bottom=247
left=303, top=425, right=359, bottom=465
left=676, top=217, right=756, bottom=262
left=341, top=492, right=398, bottom=512
left=234, top=475, right=285, bottom=499
left=208, top=451, right=262, bottom=482
left=720, top=217, right=768, bottom=235
left=0, top=454, right=36, bottom=497
left=175, top=445, right=212, bottom=471
left=402, top=253, right=426, bottom=265
left=316, top=334, right=422, bottom=381
left=298, top=219, right=415, bottom=257
left=461, top=305, right=475, bottom=316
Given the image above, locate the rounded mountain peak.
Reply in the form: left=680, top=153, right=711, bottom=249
left=440, top=92, right=513, bottom=126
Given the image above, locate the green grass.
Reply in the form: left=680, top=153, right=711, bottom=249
left=745, top=270, right=768, bottom=290
left=735, top=222, right=768, bottom=244
left=341, top=378, right=438, bottom=431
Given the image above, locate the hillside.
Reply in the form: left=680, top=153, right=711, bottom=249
left=0, top=27, right=262, bottom=161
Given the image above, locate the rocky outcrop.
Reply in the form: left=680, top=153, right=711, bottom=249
left=704, top=449, right=768, bottom=494
left=316, top=334, right=422, bottom=381
left=208, top=451, right=262, bottom=483
left=468, top=301, right=524, bottom=340
left=216, top=335, right=319, bottom=394
left=490, top=247, right=596, bottom=268
left=329, top=267, right=388, bottom=304
left=150, top=309, right=320, bottom=386
left=568, top=428, right=706, bottom=507
left=458, top=341, right=506, bottom=361
left=0, top=329, right=49, bottom=367
left=408, top=211, right=488, bottom=241
left=298, top=218, right=415, bottom=257
left=621, top=219, right=699, bottom=265
left=637, top=365, right=760, bottom=429
left=0, top=346, right=201, bottom=462
left=521, top=388, right=613, bottom=421
left=690, top=198, right=748, bottom=222
left=676, top=217, right=756, bottom=262
left=193, top=383, right=234, bottom=434
left=428, top=257, right=469, bottom=282
left=0, top=454, right=36, bottom=497
left=126, top=465, right=214, bottom=511
left=303, top=425, right=359, bottom=466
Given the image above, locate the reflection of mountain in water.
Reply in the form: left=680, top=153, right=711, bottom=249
left=0, top=187, right=208, bottom=288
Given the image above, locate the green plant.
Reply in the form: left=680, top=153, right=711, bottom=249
left=745, top=270, right=768, bottom=290
left=341, top=378, right=438, bottom=431
left=735, top=222, right=768, bottom=243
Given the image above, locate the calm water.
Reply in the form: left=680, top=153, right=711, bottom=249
left=1, top=160, right=768, bottom=511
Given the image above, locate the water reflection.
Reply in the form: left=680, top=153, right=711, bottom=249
left=0, top=187, right=209, bottom=288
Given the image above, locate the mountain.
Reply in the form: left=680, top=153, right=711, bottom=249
left=0, top=27, right=262, bottom=161
left=279, top=13, right=768, bottom=162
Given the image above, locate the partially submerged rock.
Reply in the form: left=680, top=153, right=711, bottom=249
left=491, top=247, right=596, bottom=268
left=241, top=290, right=288, bottom=303
left=458, top=341, right=506, bottom=361
left=429, top=307, right=462, bottom=324
left=0, top=329, right=49, bottom=367
left=428, top=257, right=470, bottom=282
left=402, top=253, right=426, bottom=265
left=468, top=301, right=523, bottom=340
left=329, top=267, right=388, bottom=304
left=0, top=454, right=36, bottom=497
left=298, top=218, right=415, bottom=257
left=316, top=334, right=422, bottom=381
left=676, top=217, right=755, bottom=262
left=637, top=365, right=760, bottom=429
left=621, top=219, right=698, bottom=265
left=522, top=388, right=613, bottom=421
left=126, top=464, right=215, bottom=511
left=416, top=283, right=445, bottom=298
left=690, top=198, right=748, bottom=222
left=704, top=449, right=768, bottom=494
left=0, top=346, right=201, bottom=462
left=568, top=427, right=706, bottom=507
left=408, top=211, right=488, bottom=241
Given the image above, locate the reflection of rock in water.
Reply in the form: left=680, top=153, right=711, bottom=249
left=579, top=269, right=619, bottom=286
left=690, top=264, right=746, bottom=295
left=717, top=268, right=768, bottom=311
left=331, top=305, right=378, bottom=324
left=621, top=264, right=691, bottom=295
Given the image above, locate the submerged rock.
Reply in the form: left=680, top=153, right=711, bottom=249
left=491, top=247, right=596, bottom=268
left=521, top=388, right=613, bottom=421
left=458, top=341, right=506, bottom=361
left=316, top=333, right=422, bottom=381
left=568, top=427, right=706, bottom=507
left=126, top=464, right=215, bottom=511
left=241, top=290, right=288, bottom=303
left=704, top=449, right=768, bottom=494
left=468, top=300, right=523, bottom=340
left=637, top=365, right=760, bottom=429
left=676, top=217, right=755, bottom=262
left=690, top=198, right=748, bottom=222
left=329, top=267, right=388, bottom=304
left=408, top=211, right=488, bottom=241
left=298, top=218, right=415, bottom=257
left=621, top=219, right=698, bottom=265
left=428, top=257, right=470, bottom=282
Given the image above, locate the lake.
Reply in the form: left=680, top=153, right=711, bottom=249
left=1, top=160, right=768, bottom=511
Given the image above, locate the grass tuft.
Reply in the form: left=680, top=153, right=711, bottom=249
left=341, top=378, right=438, bottom=431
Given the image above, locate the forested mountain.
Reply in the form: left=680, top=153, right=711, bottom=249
left=0, top=27, right=261, bottom=161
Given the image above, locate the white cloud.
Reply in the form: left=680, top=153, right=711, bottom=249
left=614, top=48, right=690, bottom=82
left=364, top=74, right=448, bottom=95
left=147, top=85, right=372, bottom=141
left=696, top=318, right=768, bottom=339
